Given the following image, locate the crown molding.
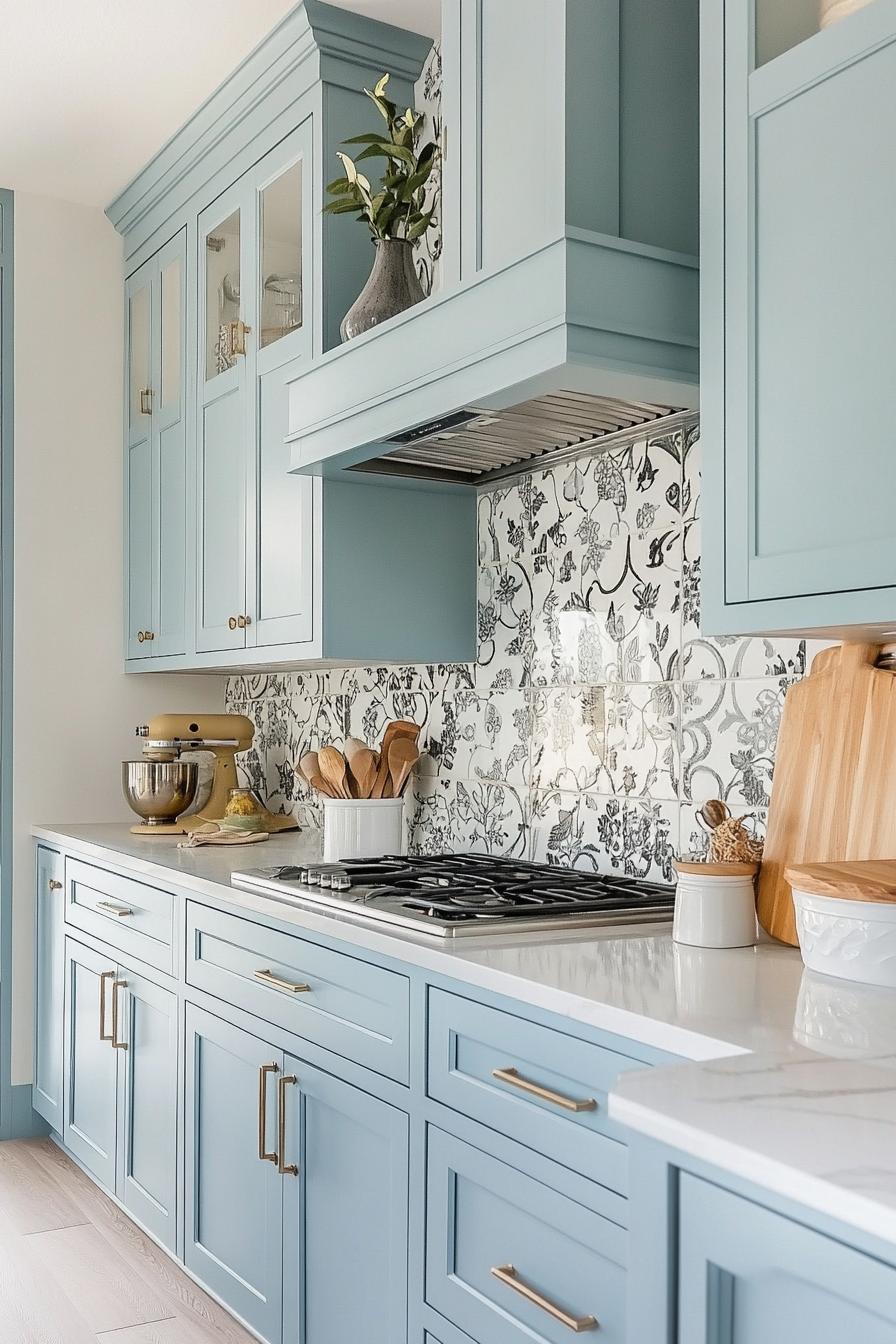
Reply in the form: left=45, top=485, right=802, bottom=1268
left=106, top=0, right=431, bottom=239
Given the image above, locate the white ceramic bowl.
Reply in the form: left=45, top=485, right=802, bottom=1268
left=792, top=888, right=896, bottom=987
left=322, top=796, right=406, bottom=862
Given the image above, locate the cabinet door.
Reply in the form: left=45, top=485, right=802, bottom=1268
left=678, top=1173, right=896, bottom=1342
left=246, top=122, right=315, bottom=651
left=115, top=966, right=178, bottom=1251
left=196, top=186, right=249, bottom=653
left=151, top=230, right=187, bottom=658
left=125, top=259, right=154, bottom=660
left=714, top=5, right=896, bottom=625
left=63, top=939, right=118, bottom=1190
left=282, top=1057, right=409, bottom=1344
left=33, top=846, right=64, bottom=1128
left=184, top=1005, right=283, bottom=1343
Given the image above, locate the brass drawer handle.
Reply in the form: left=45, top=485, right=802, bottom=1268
left=490, top=1264, right=597, bottom=1333
left=48, top=879, right=63, bottom=891
left=258, top=1062, right=279, bottom=1164
left=277, top=1074, right=298, bottom=1176
left=96, top=899, right=134, bottom=918
left=111, top=979, right=128, bottom=1050
left=99, top=970, right=115, bottom=1042
left=491, top=1066, right=596, bottom=1113
left=254, top=968, right=311, bottom=995
left=228, top=616, right=238, bottom=630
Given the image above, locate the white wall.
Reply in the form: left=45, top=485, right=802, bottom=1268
left=11, top=194, right=225, bottom=1082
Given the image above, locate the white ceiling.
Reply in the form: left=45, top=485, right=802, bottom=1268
left=0, top=0, right=439, bottom=208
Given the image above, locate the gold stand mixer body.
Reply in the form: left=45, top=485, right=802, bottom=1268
left=124, top=712, right=298, bottom=834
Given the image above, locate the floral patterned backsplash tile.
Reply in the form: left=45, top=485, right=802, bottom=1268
left=226, top=418, right=831, bottom=879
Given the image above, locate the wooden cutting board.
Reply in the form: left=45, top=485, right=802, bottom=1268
left=758, top=642, right=896, bottom=944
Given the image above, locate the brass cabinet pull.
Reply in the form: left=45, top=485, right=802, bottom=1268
left=111, top=979, right=128, bottom=1050
left=139, top=388, right=153, bottom=415
left=48, top=879, right=62, bottom=891
left=490, top=1264, right=597, bottom=1333
left=277, top=1075, right=298, bottom=1176
left=228, top=319, right=251, bottom=357
left=136, top=630, right=155, bottom=644
left=254, top=968, right=311, bottom=995
left=96, top=899, right=134, bottom=918
left=228, top=616, right=238, bottom=631
left=236, top=614, right=251, bottom=628
left=99, top=970, right=115, bottom=1042
left=491, top=1066, right=596, bottom=1113
left=137, top=630, right=145, bottom=643
left=258, top=1062, right=280, bottom=1164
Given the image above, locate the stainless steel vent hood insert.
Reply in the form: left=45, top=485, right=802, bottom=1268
left=347, top=392, right=684, bottom=484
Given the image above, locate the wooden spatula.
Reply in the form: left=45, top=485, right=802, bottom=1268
left=344, top=737, right=369, bottom=767
left=372, top=720, right=421, bottom=798
left=296, top=751, right=320, bottom=784
left=388, top=738, right=419, bottom=797
left=318, top=746, right=352, bottom=800
left=347, top=747, right=378, bottom=799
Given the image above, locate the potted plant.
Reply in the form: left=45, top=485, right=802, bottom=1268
left=324, top=73, right=439, bottom=341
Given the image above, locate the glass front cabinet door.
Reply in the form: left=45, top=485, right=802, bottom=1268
left=196, top=120, right=314, bottom=656
left=125, top=229, right=187, bottom=660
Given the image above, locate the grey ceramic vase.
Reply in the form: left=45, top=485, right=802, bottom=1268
left=340, top=238, right=426, bottom=342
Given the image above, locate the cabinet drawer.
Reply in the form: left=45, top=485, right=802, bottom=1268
left=185, top=903, right=410, bottom=1083
left=428, top=989, right=646, bottom=1193
left=65, top=858, right=174, bottom=975
left=426, top=1126, right=625, bottom=1344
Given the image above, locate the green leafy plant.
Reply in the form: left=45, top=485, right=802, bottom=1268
left=323, top=73, right=438, bottom=243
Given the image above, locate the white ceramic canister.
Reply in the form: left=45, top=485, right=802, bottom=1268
left=673, top=859, right=759, bottom=949
left=322, top=796, right=406, bottom=862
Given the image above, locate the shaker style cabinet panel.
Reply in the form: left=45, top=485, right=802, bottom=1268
left=63, top=939, right=120, bottom=1190
left=282, top=1058, right=409, bottom=1344
left=125, top=229, right=187, bottom=658
left=702, top=0, right=896, bottom=635
left=184, top=1005, right=285, bottom=1343
left=33, top=846, right=64, bottom=1128
left=62, top=933, right=177, bottom=1249
left=678, top=1173, right=896, bottom=1343
left=196, top=121, right=314, bottom=656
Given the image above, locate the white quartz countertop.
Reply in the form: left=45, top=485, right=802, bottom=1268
left=35, top=823, right=896, bottom=1244
left=33, top=822, right=806, bottom=1061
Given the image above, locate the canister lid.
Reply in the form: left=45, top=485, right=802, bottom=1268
left=674, top=857, right=758, bottom=877
left=785, top=860, right=896, bottom=902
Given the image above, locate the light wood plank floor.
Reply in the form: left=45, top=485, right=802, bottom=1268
left=0, top=1139, right=256, bottom=1344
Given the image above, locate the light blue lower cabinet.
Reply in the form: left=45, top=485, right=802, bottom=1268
left=282, top=1056, right=409, bottom=1344
left=678, top=1174, right=896, bottom=1343
left=184, top=1004, right=285, bottom=1343
left=425, top=1125, right=626, bottom=1343
left=63, top=939, right=119, bottom=1190
left=116, top=966, right=178, bottom=1251
left=33, top=846, right=64, bottom=1128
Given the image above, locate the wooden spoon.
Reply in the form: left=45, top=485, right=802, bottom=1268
left=347, top=747, right=378, bottom=800
left=388, top=738, right=419, bottom=798
left=372, top=720, right=421, bottom=798
left=318, top=745, right=351, bottom=800
left=309, top=774, right=336, bottom=798
left=296, top=751, right=320, bottom=785
left=344, top=737, right=369, bottom=767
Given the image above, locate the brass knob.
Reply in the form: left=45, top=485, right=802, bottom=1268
left=237, top=614, right=250, bottom=629
left=48, top=879, right=63, bottom=891
left=244, top=614, right=252, bottom=627
left=137, top=631, right=145, bottom=643
left=146, top=631, right=155, bottom=641
left=228, top=616, right=238, bottom=631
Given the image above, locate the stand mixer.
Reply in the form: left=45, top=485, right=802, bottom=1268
left=123, top=713, right=298, bottom=835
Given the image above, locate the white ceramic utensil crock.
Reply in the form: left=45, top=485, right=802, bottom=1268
left=673, top=860, right=758, bottom=949
left=322, top=796, right=405, bottom=862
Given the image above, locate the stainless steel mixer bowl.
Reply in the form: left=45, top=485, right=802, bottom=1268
left=122, top=760, right=199, bottom=826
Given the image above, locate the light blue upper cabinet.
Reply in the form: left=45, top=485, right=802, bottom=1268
left=701, top=0, right=896, bottom=637
left=125, top=230, right=187, bottom=659
left=678, top=1173, right=896, bottom=1343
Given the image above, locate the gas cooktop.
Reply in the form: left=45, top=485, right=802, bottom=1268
left=231, top=853, right=676, bottom=939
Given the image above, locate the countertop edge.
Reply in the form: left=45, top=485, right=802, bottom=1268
left=609, top=1090, right=896, bottom=1247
